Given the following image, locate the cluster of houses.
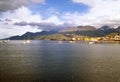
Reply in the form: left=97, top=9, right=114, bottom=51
left=114, top=34, right=120, bottom=41
left=102, top=34, right=120, bottom=41
left=71, top=33, right=120, bottom=42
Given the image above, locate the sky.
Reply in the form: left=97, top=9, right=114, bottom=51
left=0, top=0, right=120, bottom=39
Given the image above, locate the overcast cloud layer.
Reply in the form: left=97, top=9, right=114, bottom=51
left=0, top=0, right=44, bottom=11
left=0, top=0, right=120, bottom=38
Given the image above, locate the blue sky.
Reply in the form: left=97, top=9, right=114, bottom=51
left=29, top=0, right=89, bottom=18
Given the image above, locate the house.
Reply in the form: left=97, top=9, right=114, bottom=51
left=72, top=38, right=76, bottom=41
left=90, top=38, right=99, bottom=41
left=114, top=34, right=120, bottom=41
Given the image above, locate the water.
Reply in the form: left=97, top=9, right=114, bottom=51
left=0, top=40, right=120, bottom=82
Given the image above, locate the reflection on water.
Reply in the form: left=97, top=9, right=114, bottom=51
left=0, top=40, right=120, bottom=82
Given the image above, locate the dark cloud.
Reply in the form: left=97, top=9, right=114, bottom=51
left=14, top=21, right=73, bottom=31
left=14, top=21, right=28, bottom=26
left=34, top=22, right=69, bottom=30
left=0, top=0, right=44, bottom=12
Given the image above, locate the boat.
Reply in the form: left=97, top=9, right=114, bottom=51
left=88, top=41, right=94, bottom=44
left=69, top=41, right=76, bottom=43
left=23, top=40, right=31, bottom=44
left=23, top=33, right=31, bottom=44
left=58, top=41, right=62, bottom=44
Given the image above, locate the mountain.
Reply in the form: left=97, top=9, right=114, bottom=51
left=116, top=26, right=120, bottom=32
left=99, top=25, right=112, bottom=30
left=8, top=30, right=58, bottom=40
left=98, top=25, right=116, bottom=35
left=60, top=25, right=104, bottom=37
left=78, top=25, right=97, bottom=31
left=22, top=30, right=57, bottom=37
left=60, top=25, right=120, bottom=37
left=60, top=25, right=96, bottom=32
left=5, top=25, right=120, bottom=40
left=61, top=30, right=104, bottom=37
left=7, top=35, right=22, bottom=40
left=34, top=34, right=71, bottom=40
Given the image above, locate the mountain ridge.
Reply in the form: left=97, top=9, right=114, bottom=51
left=4, top=25, right=120, bottom=40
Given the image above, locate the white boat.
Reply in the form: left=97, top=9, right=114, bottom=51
left=88, top=41, right=94, bottom=44
left=23, top=40, right=31, bottom=44
left=23, top=33, right=31, bottom=44
left=69, top=41, right=76, bottom=43
left=58, top=41, right=62, bottom=44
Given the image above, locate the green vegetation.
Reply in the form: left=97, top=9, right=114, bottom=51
left=34, top=34, right=71, bottom=40
left=61, top=30, right=104, bottom=37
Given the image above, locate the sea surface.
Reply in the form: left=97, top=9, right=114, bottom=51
left=0, top=40, right=120, bottom=82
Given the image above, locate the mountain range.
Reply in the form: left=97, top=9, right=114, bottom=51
left=5, top=25, right=120, bottom=40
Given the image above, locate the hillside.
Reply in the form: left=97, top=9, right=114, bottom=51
left=7, top=31, right=57, bottom=40
left=60, top=25, right=96, bottom=32
left=5, top=25, right=120, bottom=40
left=116, top=26, right=120, bottom=32
left=98, top=25, right=117, bottom=35
left=34, top=34, right=71, bottom=40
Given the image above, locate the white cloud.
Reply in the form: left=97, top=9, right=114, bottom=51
left=0, top=6, right=64, bottom=38
left=46, top=8, right=60, bottom=16
left=72, top=0, right=94, bottom=7
left=1, top=6, right=42, bottom=23
left=68, top=0, right=120, bottom=27
left=43, top=15, right=64, bottom=25
left=1, top=6, right=64, bottom=24
left=0, top=22, right=41, bottom=39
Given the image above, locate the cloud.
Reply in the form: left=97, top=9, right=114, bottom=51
left=69, top=0, right=120, bottom=27
left=14, top=21, right=28, bottom=26
left=0, top=0, right=45, bottom=12
left=0, top=6, right=42, bottom=38
left=31, top=0, right=44, bottom=3
left=0, top=6, right=64, bottom=24
left=1, top=6, right=42, bottom=23
left=13, top=21, right=72, bottom=31
left=43, top=15, right=64, bottom=25
left=46, top=8, right=60, bottom=16
left=0, top=22, right=41, bottom=39
left=72, top=0, right=94, bottom=7
left=0, top=6, right=66, bottom=38
left=0, top=0, right=120, bottom=39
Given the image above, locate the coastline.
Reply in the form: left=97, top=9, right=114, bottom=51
left=0, top=40, right=120, bottom=44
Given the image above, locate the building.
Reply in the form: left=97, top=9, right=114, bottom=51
left=114, top=34, right=120, bottom=41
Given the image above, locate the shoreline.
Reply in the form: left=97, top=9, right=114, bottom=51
left=0, top=40, right=120, bottom=44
